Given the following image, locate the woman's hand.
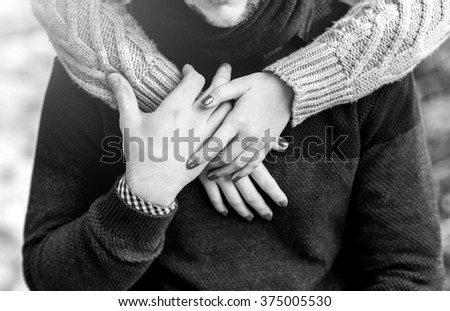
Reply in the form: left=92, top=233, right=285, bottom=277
left=200, top=163, right=288, bottom=221
left=107, top=64, right=233, bottom=206
left=186, top=72, right=293, bottom=182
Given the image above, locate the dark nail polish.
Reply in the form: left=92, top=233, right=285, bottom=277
left=232, top=176, right=241, bottom=183
left=187, top=161, right=200, bottom=170
left=202, top=95, right=214, bottom=106
left=278, top=137, right=289, bottom=149
left=220, top=210, right=228, bottom=217
left=244, top=215, right=254, bottom=222
left=279, top=200, right=288, bottom=208
left=262, top=214, right=273, bottom=221
left=208, top=174, right=218, bottom=181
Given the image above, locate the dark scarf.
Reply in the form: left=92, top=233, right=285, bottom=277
left=131, top=0, right=307, bottom=80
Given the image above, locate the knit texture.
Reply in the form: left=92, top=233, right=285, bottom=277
left=266, top=0, right=450, bottom=125
left=23, top=59, right=444, bottom=291
left=31, top=0, right=182, bottom=113
left=32, top=0, right=450, bottom=126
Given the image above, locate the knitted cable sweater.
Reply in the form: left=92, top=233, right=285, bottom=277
left=31, top=0, right=450, bottom=126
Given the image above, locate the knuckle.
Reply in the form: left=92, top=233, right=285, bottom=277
left=222, top=102, right=233, bottom=113
left=215, top=73, right=229, bottom=81
left=245, top=196, right=259, bottom=206
left=211, top=87, right=225, bottom=100
left=115, top=90, right=126, bottom=103
left=213, top=74, right=230, bottom=86
left=217, top=156, right=230, bottom=166
left=213, top=170, right=225, bottom=178
left=233, top=161, right=245, bottom=170
left=188, top=72, right=206, bottom=86
left=117, top=91, right=134, bottom=106
left=228, top=200, right=241, bottom=208
left=248, top=161, right=259, bottom=170
left=240, top=168, right=252, bottom=177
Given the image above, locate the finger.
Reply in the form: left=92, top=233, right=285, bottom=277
left=199, top=173, right=228, bottom=216
left=201, top=78, right=247, bottom=108
left=182, top=63, right=194, bottom=77
left=271, top=137, right=290, bottom=152
left=107, top=73, right=141, bottom=129
left=218, top=178, right=254, bottom=221
left=235, top=178, right=273, bottom=221
left=222, top=137, right=289, bottom=179
left=208, top=142, right=262, bottom=180
left=210, top=63, right=232, bottom=90
left=248, top=164, right=289, bottom=208
left=186, top=121, right=238, bottom=170
left=205, top=137, right=243, bottom=170
left=165, top=64, right=206, bottom=107
left=206, top=132, right=259, bottom=173
left=206, top=102, right=233, bottom=131
left=230, top=148, right=266, bottom=181
left=195, top=63, right=232, bottom=110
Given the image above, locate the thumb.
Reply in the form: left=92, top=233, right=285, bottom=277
left=201, top=78, right=248, bottom=108
left=107, top=73, right=141, bottom=129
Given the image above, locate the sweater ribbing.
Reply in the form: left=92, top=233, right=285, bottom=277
left=31, top=0, right=450, bottom=126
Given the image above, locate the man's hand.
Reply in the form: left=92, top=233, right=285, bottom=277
left=186, top=72, right=293, bottom=183
left=107, top=64, right=232, bottom=206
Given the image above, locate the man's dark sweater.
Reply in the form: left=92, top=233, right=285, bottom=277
left=22, top=56, right=444, bottom=290
left=23, top=0, right=443, bottom=291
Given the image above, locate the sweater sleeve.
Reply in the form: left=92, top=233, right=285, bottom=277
left=31, top=0, right=182, bottom=113
left=22, top=60, right=176, bottom=290
left=265, top=0, right=450, bottom=126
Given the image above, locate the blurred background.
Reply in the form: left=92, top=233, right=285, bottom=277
left=0, top=0, right=449, bottom=291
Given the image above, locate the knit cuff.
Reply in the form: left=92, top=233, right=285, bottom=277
left=94, top=178, right=177, bottom=245
left=264, top=42, right=355, bottom=127
left=135, top=58, right=182, bottom=113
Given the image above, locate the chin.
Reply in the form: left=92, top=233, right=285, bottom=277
left=185, top=0, right=258, bottom=27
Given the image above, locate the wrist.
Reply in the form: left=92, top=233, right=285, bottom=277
left=125, top=169, right=178, bottom=207
left=261, top=72, right=295, bottom=111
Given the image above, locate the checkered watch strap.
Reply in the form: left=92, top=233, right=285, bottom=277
left=117, top=175, right=177, bottom=216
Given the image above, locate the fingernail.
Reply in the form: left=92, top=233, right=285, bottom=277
left=208, top=174, right=218, bottom=181
left=278, top=200, right=288, bottom=208
left=187, top=160, right=200, bottom=170
left=220, top=210, right=228, bottom=216
left=232, top=176, right=241, bottom=183
left=202, top=95, right=214, bottom=107
left=107, top=74, right=120, bottom=88
left=244, top=215, right=254, bottom=222
left=262, top=214, right=273, bottom=221
left=278, top=137, right=289, bottom=149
